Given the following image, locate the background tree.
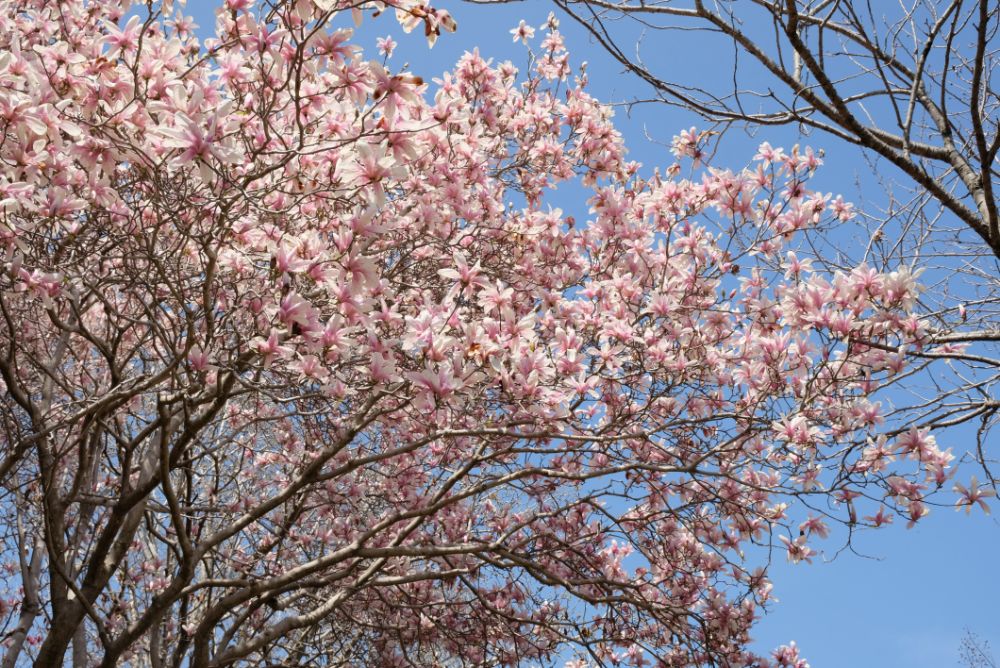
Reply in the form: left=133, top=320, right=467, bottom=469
left=523, top=0, right=1000, bottom=255
left=961, top=630, right=998, bottom=668
left=0, top=1, right=990, bottom=666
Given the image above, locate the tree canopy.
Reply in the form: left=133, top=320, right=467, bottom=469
left=0, top=1, right=993, bottom=666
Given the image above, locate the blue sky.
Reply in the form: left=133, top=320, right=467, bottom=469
left=180, top=2, right=1000, bottom=665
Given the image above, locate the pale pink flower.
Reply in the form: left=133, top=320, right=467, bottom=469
left=953, top=476, right=996, bottom=514
left=376, top=35, right=396, bottom=58
left=510, top=20, right=535, bottom=44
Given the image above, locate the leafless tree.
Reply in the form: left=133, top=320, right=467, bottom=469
left=514, top=0, right=1000, bottom=256
left=961, top=630, right=997, bottom=668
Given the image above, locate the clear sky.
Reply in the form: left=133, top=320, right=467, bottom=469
left=181, top=2, right=1000, bottom=665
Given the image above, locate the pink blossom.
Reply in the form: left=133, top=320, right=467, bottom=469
left=510, top=20, right=535, bottom=43
left=953, top=476, right=996, bottom=515
left=376, top=35, right=396, bottom=58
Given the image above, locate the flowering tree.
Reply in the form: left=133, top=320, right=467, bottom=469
left=0, top=1, right=989, bottom=666
left=478, top=0, right=1000, bottom=481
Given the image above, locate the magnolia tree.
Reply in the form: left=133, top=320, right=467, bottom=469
left=485, top=0, right=1000, bottom=479
left=0, top=1, right=991, bottom=666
